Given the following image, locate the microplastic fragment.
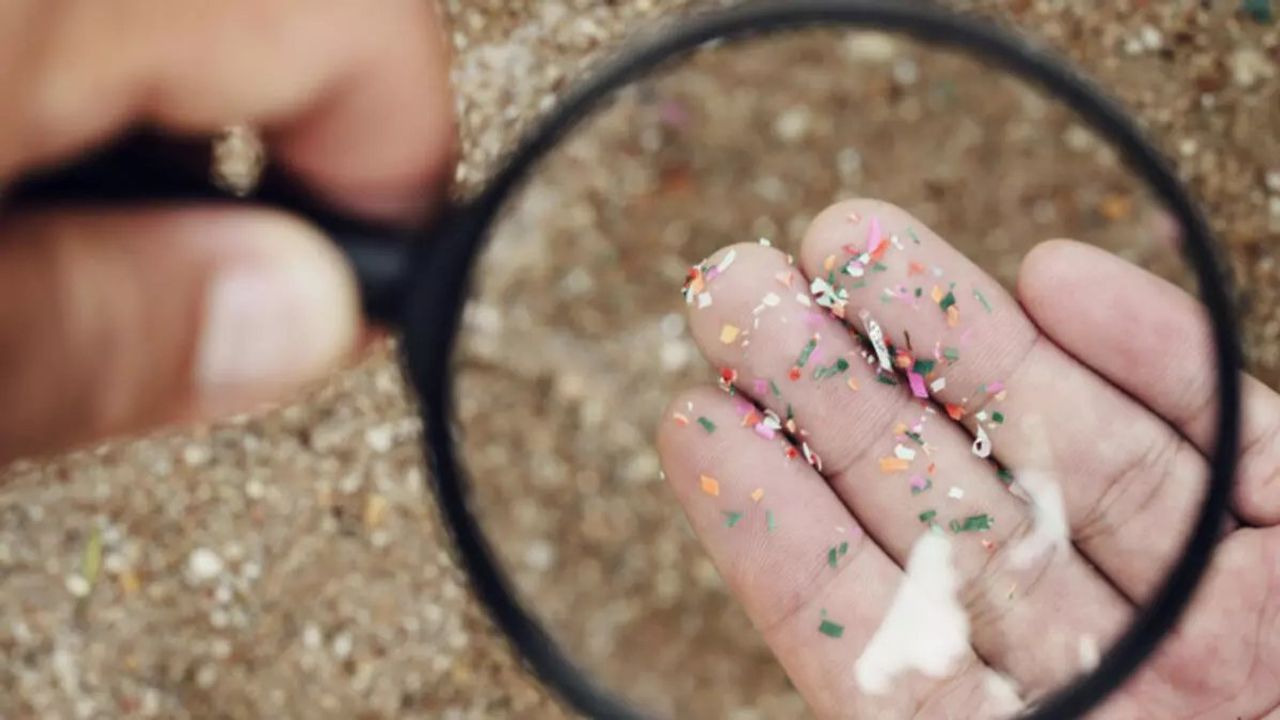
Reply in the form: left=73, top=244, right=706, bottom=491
left=939, top=290, right=957, bottom=312
left=972, top=426, right=993, bottom=459
left=700, top=475, right=721, bottom=496
left=827, top=547, right=838, bottom=568
left=720, top=324, right=741, bottom=344
left=992, top=412, right=1005, bottom=425
left=910, top=477, right=933, bottom=495
left=803, top=442, right=823, bottom=471
left=819, top=619, right=845, bottom=639
left=751, top=488, right=765, bottom=503
left=943, top=347, right=961, bottom=362
left=697, top=294, right=713, bottom=309
left=946, top=306, right=960, bottom=328
left=716, top=249, right=738, bottom=273
left=810, top=276, right=849, bottom=315
left=697, top=417, right=717, bottom=433
left=867, top=217, right=884, bottom=254
left=931, top=286, right=944, bottom=303
left=672, top=413, right=690, bottom=426
left=762, top=292, right=781, bottom=307
left=860, top=312, right=892, bottom=371
left=948, top=486, right=965, bottom=500
left=767, top=510, right=776, bottom=532
left=913, top=359, right=937, bottom=375
left=724, top=511, right=744, bottom=528
left=908, top=372, right=929, bottom=399
left=945, top=403, right=966, bottom=421
left=847, top=377, right=860, bottom=391
left=796, top=337, right=819, bottom=368
left=919, top=509, right=938, bottom=524
left=974, top=288, right=994, bottom=314
left=930, top=377, right=948, bottom=393
left=879, top=457, right=910, bottom=473
left=769, top=379, right=782, bottom=397
left=997, top=469, right=1015, bottom=486
left=894, top=444, right=917, bottom=461
left=950, top=514, right=993, bottom=533
left=813, top=358, right=851, bottom=380
left=875, top=373, right=899, bottom=386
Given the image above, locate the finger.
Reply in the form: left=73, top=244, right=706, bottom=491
left=0, top=0, right=455, bottom=220
left=1019, top=239, right=1280, bottom=525
left=682, top=243, right=1132, bottom=699
left=658, top=387, right=1020, bottom=720
left=0, top=206, right=359, bottom=462
left=798, top=199, right=1212, bottom=599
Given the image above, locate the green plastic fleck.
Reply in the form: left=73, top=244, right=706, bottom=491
left=974, top=287, right=994, bottom=314
left=813, top=358, right=851, bottom=380
left=796, top=338, right=818, bottom=368
left=940, top=291, right=957, bottom=312
left=918, top=509, right=937, bottom=524
left=950, top=514, right=993, bottom=533
left=724, top=511, right=744, bottom=528
left=697, top=417, right=716, bottom=433
left=819, top=619, right=845, bottom=638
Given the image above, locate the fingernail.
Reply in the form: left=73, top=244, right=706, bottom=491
left=196, top=263, right=356, bottom=403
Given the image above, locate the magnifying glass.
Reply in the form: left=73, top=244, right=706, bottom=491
left=8, top=1, right=1241, bottom=718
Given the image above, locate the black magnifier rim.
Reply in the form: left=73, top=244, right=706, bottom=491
left=404, top=1, right=1242, bottom=718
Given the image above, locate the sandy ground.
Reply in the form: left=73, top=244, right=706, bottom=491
left=2, top=1, right=1278, bottom=719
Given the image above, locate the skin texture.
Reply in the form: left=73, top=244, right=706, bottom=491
left=658, top=199, right=1280, bottom=719
left=0, top=0, right=455, bottom=461
left=1, top=5, right=1278, bottom=718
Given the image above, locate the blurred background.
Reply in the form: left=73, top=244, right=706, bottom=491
left=2, top=1, right=1278, bottom=718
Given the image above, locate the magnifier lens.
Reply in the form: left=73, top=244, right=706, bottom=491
left=451, top=27, right=1204, bottom=718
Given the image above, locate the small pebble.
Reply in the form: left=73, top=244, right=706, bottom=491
left=186, top=548, right=224, bottom=583
left=65, top=574, right=91, bottom=598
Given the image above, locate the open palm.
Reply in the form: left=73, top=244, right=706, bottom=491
left=658, top=199, right=1280, bottom=719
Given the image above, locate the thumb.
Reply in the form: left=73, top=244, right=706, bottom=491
left=0, top=206, right=361, bottom=462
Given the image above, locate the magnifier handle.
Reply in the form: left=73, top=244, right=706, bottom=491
left=2, top=130, right=416, bottom=326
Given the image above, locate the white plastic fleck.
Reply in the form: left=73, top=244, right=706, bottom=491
left=972, top=425, right=992, bottom=458
left=860, top=310, right=892, bottom=371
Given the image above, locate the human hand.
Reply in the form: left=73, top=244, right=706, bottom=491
left=0, top=0, right=455, bottom=463
left=659, top=199, right=1280, bottom=719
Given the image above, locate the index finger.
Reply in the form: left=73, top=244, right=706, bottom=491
left=0, top=0, right=455, bottom=220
